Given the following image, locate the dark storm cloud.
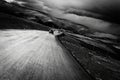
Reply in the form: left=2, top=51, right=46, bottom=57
left=5, top=0, right=120, bottom=34
left=83, top=0, right=120, bottom=20
left=5, top=0, right=120, bottom=16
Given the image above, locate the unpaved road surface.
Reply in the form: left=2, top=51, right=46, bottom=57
left=0, top=30, right=92, bottom=80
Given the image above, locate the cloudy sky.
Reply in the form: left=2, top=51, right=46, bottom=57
left=5, top=0, right=120, bottom=34
left=4, top=0, right=91, bottom=20
left=5, top=0, right=120, bottom=17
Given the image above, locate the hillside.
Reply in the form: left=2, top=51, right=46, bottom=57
left=0, top=0, right=120, bottom=80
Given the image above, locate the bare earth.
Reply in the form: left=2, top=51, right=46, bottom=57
left=0, top=30, right=91, bottom=80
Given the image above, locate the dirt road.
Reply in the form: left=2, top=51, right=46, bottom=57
left=0, top=30, right=92, bottom=80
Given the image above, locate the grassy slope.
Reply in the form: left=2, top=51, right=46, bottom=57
left=58, top=34, right=120, bottom=80
left=0, top=12, right=49, bottom=31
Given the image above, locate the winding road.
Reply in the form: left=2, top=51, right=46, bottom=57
left=0, top=30, right=92, bottom=80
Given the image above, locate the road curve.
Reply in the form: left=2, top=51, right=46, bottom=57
left=0, top=30, right=92, bottom=80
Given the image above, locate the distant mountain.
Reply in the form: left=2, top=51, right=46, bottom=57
left=0, top=0, right=26, bottom=16
left=0, top=0, right=90, bottom=35
left=0, top=12, right=49, bottom=31
left=1, top=0, right=120, bottom=36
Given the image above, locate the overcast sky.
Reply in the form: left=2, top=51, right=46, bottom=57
left=5, top=0, right=120, bottom=34
left=5, top=0, right=120, bottom=20
left=4, top=0, right=89, bottom=19
left=5, top=0, right=120, bottom=16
